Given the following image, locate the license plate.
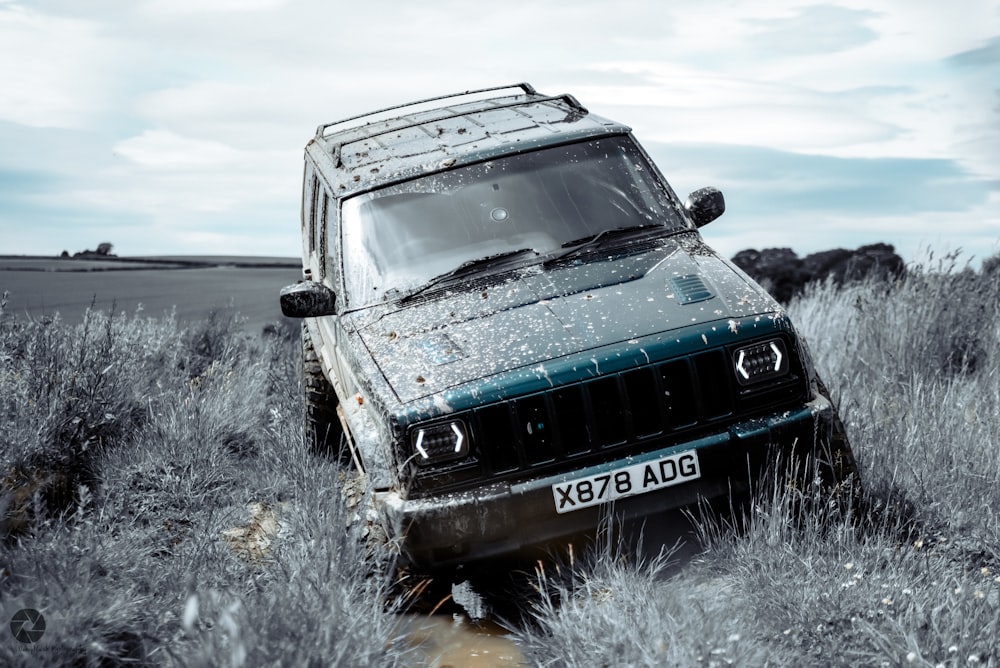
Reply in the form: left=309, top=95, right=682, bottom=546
left=551, top=450, right=701, bottom=514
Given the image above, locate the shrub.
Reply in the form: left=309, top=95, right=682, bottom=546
left=1, top=306, right=181, bottom=537
left=0, top=309, right=412, bottom=666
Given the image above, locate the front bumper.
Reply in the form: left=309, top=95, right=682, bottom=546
left=378, top=393, right=845, bottom=569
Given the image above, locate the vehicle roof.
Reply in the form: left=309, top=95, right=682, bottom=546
left=307, top=83, right=631, bottom=197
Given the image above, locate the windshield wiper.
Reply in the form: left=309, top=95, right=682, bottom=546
left=543, top=225, right=667, bottom=267
left=398, top=248, right=538, bottom=304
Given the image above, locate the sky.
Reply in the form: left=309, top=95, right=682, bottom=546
left=1, top=0, right=998, bottom=266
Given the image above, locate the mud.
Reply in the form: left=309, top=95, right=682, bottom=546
left=399, top=615, right=527, bottom=667
left=394, top=523, right=710, bottom=666
left=221, top=501, right=286, bottom=562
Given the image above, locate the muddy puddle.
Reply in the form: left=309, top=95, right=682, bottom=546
left=398, top=614, right=527, bottom=667
left=393, top=534, right=706, bottom=666
left=392, top=576, right=531, bottom=666
left=222, top=501, right=706, bottom=666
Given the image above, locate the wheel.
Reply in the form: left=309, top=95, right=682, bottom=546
left=751, top=375, right=861, bottom=527
left=814, top=376, right=861, bottom=492
left=301, top=323, right=349, bottom=464
left=779, top=375, right=862, bottom=525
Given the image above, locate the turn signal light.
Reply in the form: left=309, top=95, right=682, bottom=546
left=411, top=420, right=470, bottom=466
left=733, top=339, right=788, bottom=386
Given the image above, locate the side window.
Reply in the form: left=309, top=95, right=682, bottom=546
left=317, top=191, right=329, bottom=278
left=308, top=174, right=320, bottom=255
left=301, top=163, right=313, bottom=237
left=325, top=194, right=340, bottom=288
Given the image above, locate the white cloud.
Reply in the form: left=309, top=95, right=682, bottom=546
left=132, top=79, right=324, bottom=149
left=571, top=65, right=898, bottom=154
left=114, top=130, right=244, bottom=169
left=567, top=2, right=1000, bottom=184
left=142, top=0, right=288, bottom=15
left=743, top=5, right=878, bottom=54
left=0, top=4, right=121, bottom=128
left=839, top=0, right=1000, bottom=60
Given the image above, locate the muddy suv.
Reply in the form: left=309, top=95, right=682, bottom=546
left=280, top=83, right=856, bottom=570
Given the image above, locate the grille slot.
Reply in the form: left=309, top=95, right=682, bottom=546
left=692, top=350, right=735, bottom=420
left=551, top=384, right=591, bottom=456
left=515, top=393, right=558, bottom=465
left=621, top=367, right=662, bottom=438
left=659, top=359, right=697, bottom=429
left=475, top=403, right=519, bottom=472
left=587, top=376, right=628, bottom=447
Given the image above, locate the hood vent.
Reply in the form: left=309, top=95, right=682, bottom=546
left=671, top=275, right=714, bottom=304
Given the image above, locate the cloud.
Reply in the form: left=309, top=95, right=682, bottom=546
left=0, top=4, right=123, bottom=128
left=131, top=79, right=332, bottom=150
left=744, top=5, right=878, bottom=54
left=648, top=142, right=993, bottom=215
left=646, top=141, right=999, bottom=263
left=0, top=163, right=153, bottom=257
left=142, top=0, right=289, bottom=15
left=0, top=167, right=69, bottom=219
left=114, top=130, right=244, bottom=169
left=948, top=36, right=1000, bottom=67
left=0, top=152, right=301, bottom=256
left=567, top=66, right=904, bottom=156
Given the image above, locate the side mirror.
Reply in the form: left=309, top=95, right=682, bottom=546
left=684, top=187, right=726, bottom=228
left=280, top=281, right=338, bottom=318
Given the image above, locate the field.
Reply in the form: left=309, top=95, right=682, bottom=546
left=1, top=254, right=998, bottom=666
left=0, top=255, right=301, bottom=335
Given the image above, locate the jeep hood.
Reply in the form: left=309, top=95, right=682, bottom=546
left=356, top=236, right=779, bottom=404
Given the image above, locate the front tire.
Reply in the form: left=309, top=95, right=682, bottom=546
left=301, top=324, right=348, bottom=463
left=815, top=376, right=860, bottom=491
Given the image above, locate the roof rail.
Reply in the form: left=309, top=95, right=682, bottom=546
left=315, top=83, right=584, bottom=139
left=316, top=83, right=536, bottom=138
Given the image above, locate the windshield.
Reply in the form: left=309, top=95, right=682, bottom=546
left=341, top=135, right=689, bottom=307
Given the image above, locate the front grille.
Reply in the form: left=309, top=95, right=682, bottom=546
left=413, top=338, right=806, bottom=493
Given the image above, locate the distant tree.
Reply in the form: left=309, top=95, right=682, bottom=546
left=731, top=243, right=905, bottom=304
left=96, top=242, right=114, bottom=256
left=60, top=250, right=69, bottom=258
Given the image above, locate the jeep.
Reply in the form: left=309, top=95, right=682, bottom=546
left=280, top=83, right=857, bottom=570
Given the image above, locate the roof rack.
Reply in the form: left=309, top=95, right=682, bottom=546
left=315, top=83, right=587, bottom=139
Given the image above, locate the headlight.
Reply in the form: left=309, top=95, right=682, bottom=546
left=410, top=420, right=470, bottom=466
left=733, top=339, right=788, bottom=385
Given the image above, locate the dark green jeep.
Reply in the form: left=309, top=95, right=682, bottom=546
left=280, top=83, right=856, bottom=570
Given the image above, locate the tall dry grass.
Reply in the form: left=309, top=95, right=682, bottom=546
left=0, top=302, right=411, bottom=666
left=2, top=250, right=998, bottom=665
